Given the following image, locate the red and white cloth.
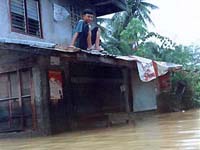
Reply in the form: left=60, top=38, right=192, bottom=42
left=117, top=55, right=182, bottom=82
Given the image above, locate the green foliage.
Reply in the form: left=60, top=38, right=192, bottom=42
left=135, top=42, right=160, bottom=60
left=141, top=32, right=176, bottom=49
left=136, top=41, right=192, bottom=66
left=137, top=36, right=199, bottom=110
left=100, top=18, right=148, bottom=55
left=119, top=18, right=148, bottom=55
left=157, top=88, right=194, bottom=112
left=97, top=0, right=158, bottom=55
left=120, top=18, right=147, bottom=44
left=162, top=46, right=192, bottom=65
left=97, top=0, right=200, bottom=110
left=138, top=41, right=200, bottom=109
left=170, top=71, right=200, bottom=109
left=126, top=0, right=159, bottom=26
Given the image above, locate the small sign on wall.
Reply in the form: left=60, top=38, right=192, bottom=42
left=48, top=70, right=63, bottom=101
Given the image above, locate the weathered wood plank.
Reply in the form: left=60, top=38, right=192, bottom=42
left=122, top=69, right=131, bottom=113
left=0, top=58, right=36, bottom=74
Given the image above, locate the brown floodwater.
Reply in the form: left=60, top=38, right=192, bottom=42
left=0, top=109, right=200, bottom=150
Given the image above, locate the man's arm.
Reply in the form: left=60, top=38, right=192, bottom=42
left=69, top=32, right=79, bottom=47
left=69, top=20, right=84, bottom=48
left=87, top=30, right=92, bottom=49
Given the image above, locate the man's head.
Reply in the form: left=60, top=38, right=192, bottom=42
left=82, top=9, right=95, bottom=24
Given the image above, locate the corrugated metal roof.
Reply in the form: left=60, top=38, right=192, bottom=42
left=0, top=38, right=182, bottom=72
left=0, top=38, right=117, bottom=56
left=0, top=38, right=56, bottom=49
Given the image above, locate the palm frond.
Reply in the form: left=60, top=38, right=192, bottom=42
left=140, top=1, right=159, bottom=10
left=138, top=8, right=155, bottom=26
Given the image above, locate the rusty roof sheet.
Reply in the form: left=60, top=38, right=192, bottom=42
left=0, top=38, right=182, bottom=71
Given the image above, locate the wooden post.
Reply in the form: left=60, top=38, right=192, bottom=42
left=122, top=68, right=130, bottom=113
left=63, top=62, right=74, bottom=129
left=130, top=70, right=135, bottom=112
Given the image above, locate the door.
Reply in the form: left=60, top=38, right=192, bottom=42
left=48, top=70, right=69, bottom=134
left=132, top=73, right=157, bottom=112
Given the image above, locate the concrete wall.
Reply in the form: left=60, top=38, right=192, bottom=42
left=32, top=65, right=51, bottom=135
left=0, top=0, right=90, bottom=46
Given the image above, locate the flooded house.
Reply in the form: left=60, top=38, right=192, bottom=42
left=0, top=0, right=181, bottom=137
left=117, top=56, right=182, bottom=113
left=0, top=0, right=131, bottom=135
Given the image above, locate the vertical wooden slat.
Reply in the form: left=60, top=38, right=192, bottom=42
left=130, top=70, right=135, bottom=112
left=8, top=74, right=12, bottom=129
left=17, top=70, right=24, bottom=130
left=64, top=63, right=73, bottom=128
left=122, top=68, right=130, bottom=113
left=30, top=70, right=37, bottom=130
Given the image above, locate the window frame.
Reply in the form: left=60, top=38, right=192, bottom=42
left=9, top=0, right=43, bottom=38
left=0, top=68, right=37, bottom=132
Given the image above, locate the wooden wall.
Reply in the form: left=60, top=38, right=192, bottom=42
left=68, top=62, right=125, bottom=128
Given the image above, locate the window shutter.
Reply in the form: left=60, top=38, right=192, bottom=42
left=10, top=0, right=42, bottom=37
left=26, top=0, right=41, bottom=36
left=10, top=0, right=26, bottom=33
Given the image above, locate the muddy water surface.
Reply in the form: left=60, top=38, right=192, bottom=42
left=0, top=109, right=200, bottom=150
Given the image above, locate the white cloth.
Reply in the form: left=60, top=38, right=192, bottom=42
left=54, top=4, right=70, bottom=22
left=116, top=55, right=182, bottom=82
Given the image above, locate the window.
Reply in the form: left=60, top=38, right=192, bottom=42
left=69, top=5, right=81, bottom=29
left=0, top=69, right=36, bottom=132
left=10, top=0, right=42, bottom=37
